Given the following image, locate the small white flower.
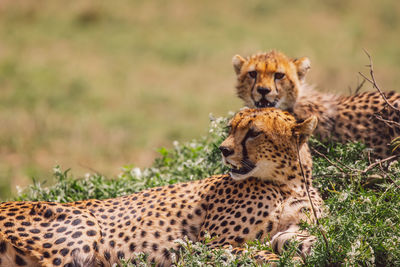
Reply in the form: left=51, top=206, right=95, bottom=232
left=130, top=167, right=142, bottom=178
left=16, top=186, right=22, bottom=194
left=53, top=166, right=62, bottom=175
left=338, top=192, right=348, bottom=202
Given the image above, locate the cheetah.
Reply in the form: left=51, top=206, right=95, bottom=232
left=0, top=108, right=323, bottom=266
left=232, top=50, right=400, bottom=158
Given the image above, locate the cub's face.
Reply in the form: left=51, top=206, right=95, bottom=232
left=219, top=108, right=317, bottom=181
left=233, top=51, right=310, bottom=110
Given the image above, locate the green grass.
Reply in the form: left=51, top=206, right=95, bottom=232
left=14, top=115, right=400, bottom=266
left=1, top=0, right=400, bottom=198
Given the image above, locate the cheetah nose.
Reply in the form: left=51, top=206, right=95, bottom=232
left=219, top=146, right=234, bottom=157
left=257, top=87, right=271, bottom=95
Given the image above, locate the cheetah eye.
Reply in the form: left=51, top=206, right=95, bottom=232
left=274, top=72, right=285, bottom=80
left=248, top=71, right=257, bottom=79
left=248, top=129, right=262, bottom=138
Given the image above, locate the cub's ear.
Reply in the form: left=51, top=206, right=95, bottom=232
left=293, top=57, right=311, bottom=81
left=232, top=55, right=246, bottom=75
left=293, top=115, right=317, bottom=144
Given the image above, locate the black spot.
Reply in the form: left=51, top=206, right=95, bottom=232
left=72, top=231, right=82, bottom=239
left=104, top=251, right=111, bottom=260
left=267, top=221, right=274, bottom=232
left=29, top=229, right=40, bottom=234
left=83, top=245, right=90, bottom=253
left=44, top=209, right=53, bottom=218
left=55, top=238, right=66, bottom=245
left=60, top=248, right=69, bottom=256
left=43, top=243, right=52, bottom=249
left=130, top=243, right=136, bottom=251
left=53, top=257, right=62, bottom=266
left=4, top=222, right=14, bottom=227
left=44, top=233, right=53, bottom=239
left=56, top=227, right=67, bottom=233
left=195, top=209, right=202, bottom=216
left=256, top=230, right=264, bottom=239
left=57, top=214, right=66, bottom=221
left=86, top=230, right=96, bottom=236
left=234, top=236, right=244, bottom=243
left=71, top=219, right=81, bottom=226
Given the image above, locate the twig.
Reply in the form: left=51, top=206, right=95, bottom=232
left=361, top=155, right=398, bottom=174
left=359, top=49, right=400, bottom=113
left=374, top=114, right=400, bottom=128
left=297, top=142, right=330, bottom=258
left=311, top=147, right=358, bottom=172
left=78, top=162, right=103, bottom=176
left=377, top=164, right=400, bottom=191
left=355, top=78, right=366, bottom=95
left=311, top=147, right=344, bottom=172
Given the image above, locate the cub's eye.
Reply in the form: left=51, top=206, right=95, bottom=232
left=248, top=129, right=262, bottom=138
left=248, top=71, right=257, bottom=79
left=274, top=72, right=285, bottom=80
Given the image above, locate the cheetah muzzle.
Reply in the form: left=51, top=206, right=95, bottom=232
left=255, top=98, right=277, bottom=108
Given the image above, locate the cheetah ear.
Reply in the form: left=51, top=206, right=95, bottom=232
left=292, top=115, right=317, bottom=144
left=293, top=57, right=311, bottom=81
left=232, top=55, right=246, bottom=75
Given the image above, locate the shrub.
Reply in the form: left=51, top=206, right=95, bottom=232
left=16, top=114, right=400, bottom=266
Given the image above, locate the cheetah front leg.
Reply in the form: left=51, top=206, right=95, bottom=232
left=270, top=224, right=316, bottom=258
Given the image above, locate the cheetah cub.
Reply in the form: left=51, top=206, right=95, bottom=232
left=0, top=108, right=322, bottom=267
left=233, top=50, right=400, bottom=158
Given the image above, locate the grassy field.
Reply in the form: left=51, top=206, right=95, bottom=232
left=1, top=0, right=400, bottom=198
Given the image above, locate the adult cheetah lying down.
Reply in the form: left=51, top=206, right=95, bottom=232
left=233, top=51, right=400, bottom=158
left=0, top=108, right=323, bottom=266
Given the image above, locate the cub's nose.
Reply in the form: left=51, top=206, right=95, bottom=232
left=219, top=146, right=234, bottom=157
left=257, top=87, right=271, bottom=95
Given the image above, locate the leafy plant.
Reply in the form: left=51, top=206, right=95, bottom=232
left=16, top=115, right=400, bottom=266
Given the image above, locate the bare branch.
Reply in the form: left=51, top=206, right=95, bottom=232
left=359, top=49, right=400, bottom=112
left=374, top=114, right=400, bottom=128
left=361, top=155, right=398, bottom=174
left=297, top=142, right=330, bottom=257
left=354, top=78, right=366, bottom=95
left=311, top=147, right=359, bottom=172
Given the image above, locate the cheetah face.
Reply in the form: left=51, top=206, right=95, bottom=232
left=232, top=51, right=310, bottom=110
left=219, top=108, right=317, bottom=181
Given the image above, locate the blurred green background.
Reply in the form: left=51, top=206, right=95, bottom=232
left=1, top=0, right=400, bottom=199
